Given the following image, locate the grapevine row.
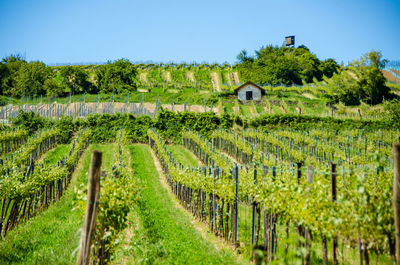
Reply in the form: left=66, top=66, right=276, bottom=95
left=186, top=128, right=394, bottom=260
left=0, top=130, right=29, bottom=156
left=0, top=128, right=90, bottom=237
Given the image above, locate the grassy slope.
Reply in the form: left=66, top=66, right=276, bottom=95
left=0, top=144, right=115, bottom=265
left=42, top=144, right=70, bottom=165
left=118, top=144, right=242, bottom=265
left=167, top=144, right=201, bottom=167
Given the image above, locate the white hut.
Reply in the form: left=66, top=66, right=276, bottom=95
left=234, top=81, right=265, bottom=101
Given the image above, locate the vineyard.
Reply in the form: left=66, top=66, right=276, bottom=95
left=1, top=0, right=400, bottom=262
left=0, top=108, right=398, bottom=264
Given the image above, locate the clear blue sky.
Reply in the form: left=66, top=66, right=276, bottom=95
left=0, top=0, right=399, bottom=65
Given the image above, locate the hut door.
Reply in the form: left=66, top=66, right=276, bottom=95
left=246, top=91, right=253, bottom=100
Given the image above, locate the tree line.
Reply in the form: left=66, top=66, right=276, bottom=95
left=0, top=46, right=393, bottom=106
left=0, top=56, right=137, bottom=98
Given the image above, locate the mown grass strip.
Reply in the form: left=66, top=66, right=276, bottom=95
left=122, top=144, right=242, bottom=265
left=167, top=144, right=201, bottom=168
left=42, top=144, right=70, bottom=165
left=0, top=144, right=114, bottom=265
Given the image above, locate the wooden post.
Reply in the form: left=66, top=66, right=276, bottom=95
left=305, top=166, right=313, bottom=265
left=331, top=163, right=338, bottom=265
left=394, top=143, right=400, bottom=264
left=252, top=167, right=257, bottom=245
left=234, top=163, right=239, bottom=246
left=77, top=151, right=102, bottom=265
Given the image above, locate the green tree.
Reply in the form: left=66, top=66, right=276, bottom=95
left=59, top=66, right=90, bottom=95
left=384, top=99, right=400, bottom=127
left=236, top=45, right=329, bottom=85
left=14, top=61, right=51, bottom=97
left=95, top=59, right=137, bottom=94
left=44, top=78, right=64, bottom=97
left=319, top=59, right=340, bottom=78
left=0, top=62, right=9, bottom=95
left=1, top=55, right=27, bottom=97
left=327, top=51, right=389, bottom=105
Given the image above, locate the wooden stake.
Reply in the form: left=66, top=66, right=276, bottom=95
left=393, top=143, right=400, bottom=264
left=234, top=163, right=239, bottom=246
left=77, top=151, right=102, bottom=265
left=305, top=166, right=314, bottom=265
left=331, top=163, right=338, bottom=265
left=252, top=167, right=257, bottom=245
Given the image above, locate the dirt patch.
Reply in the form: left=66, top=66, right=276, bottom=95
left=172, top=104, right=185, bottom=112
left=186, top=72, right=195, bottom=82
left=232, top=72, right=240, bottom=85
left=302, top=93, right=316, bottom=99
left=382, top=69, right=400, bottom=83
left=249, top=104, right=257, bottom=116
left=233, top=105, right=239, bottom=115
left=189, top=105, right=205, bottom=112
left=346, top=70, right=358, bottom=80
left=164, top=71, right=171, bottom=83
left=138, top=72, right=147, bottom=83
left=114, top=102, right=126, bottom=113
left=210, top=72, right=221, bottom=92
left=160, top=104, right=171, bottom=111
left=162, top=104, right=210, bottom=113
left=393, top=69, right=400, bottom=77
left=393, top=90, right=400, bottom=96
left=225, top=73, right=232, bottom=87
left=215, top=105, right=222, bottom=116
left=143, top=103, right=156, bottom=113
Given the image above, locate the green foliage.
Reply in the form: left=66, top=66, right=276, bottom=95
left=384, top=99, right=400, bottom=127
left=236, top=45, right=339, bottom=85
left=54, top=116, right=76, bottom=144
left=95, top=59, right=137, bottom=94
left=15, top=61, right=51, bottom=97
left=153, top=109, right=220, bottom=142
left=85, top=113, right=126, bottom=142
left=319, top=58, right=340, bottom=78
left=59, top=65, right=91, bottom=95
left=12, top=111, right=47, bottom=134
left=326, top=51, right=390, bottom=105
left=249, top=113, right=392, bottom=130
left=0, top=55, right=26, bottom=97
left=93, top=132, right=140, bottom=262
left=44, top=78, right=63, bottom=97
left=220, top=112, right=234, bottom=129
left=123, top=114, right=154, bottom=142
left=0, top=56, right=52, bottom=98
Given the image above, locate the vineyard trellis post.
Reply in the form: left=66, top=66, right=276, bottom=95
left=252, top=166, right=257, bottom=245
left=394, top=143, right=400, bottom=264
left=76, top=150, right=102, bottom=265
left=331, top=163, right=338, bottom=265
left=234, top=163, right=239, bottom=246
left=305, top=166, right=314, bottom=265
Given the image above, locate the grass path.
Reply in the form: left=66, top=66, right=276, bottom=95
left=0, top=144, right=114, bottom=265
left=167, top=144, right=202, bottom=167
left=42, top=144, right=70, bottom=165
left=118, top=144, right=246, bottom=265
